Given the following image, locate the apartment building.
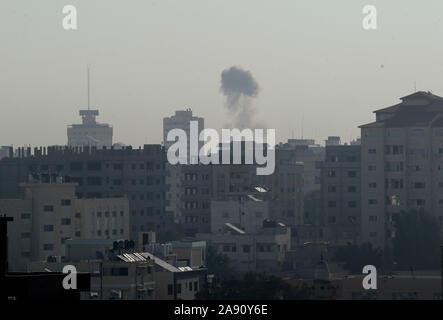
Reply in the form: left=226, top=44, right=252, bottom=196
left=198, top=220, right=291, bottom=273
left=319, top=145, right=361, bottom=245
left=0, top=144, right=168, bottom=242
left=163, top=108, right=204, bottom=158
left=360, top=91, right=443, bottom=248
left=0, top=182, right=129, bottom=271
left=277, top=139, right=325, bottom=195
left=210, top=197, right=270, bottom=234
left=166, top=164, right=212, bottom=236
left=212, top=147, right=304, bottom=228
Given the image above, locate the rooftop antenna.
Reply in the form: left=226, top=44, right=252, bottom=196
left=87, top=65, right=91, bottom=110
left=301, top=112, right=304, bottom=139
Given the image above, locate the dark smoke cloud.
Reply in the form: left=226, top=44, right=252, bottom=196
left=220, top=66, right=264, bottom=129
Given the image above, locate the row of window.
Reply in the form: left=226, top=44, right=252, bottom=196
left=327, top=201, right=358, bottom=208
left=68, top=162, right=164, bottom=172
left=131, top=208, right=160, bottom=216
left=327, top=186, right=358, bottom=193
left=168, top=281, right=199, bottom=295
left=97, top=229, right=125, bottom=236
left=326, top=170, right=358, bottom=178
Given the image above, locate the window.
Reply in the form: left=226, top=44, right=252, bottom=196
left=61, top=199, right=71, bottom=206
left=167, top=284, right=173, bottom=295
left=385, top=161, right=404, bottom=172
left=368, top=182, right=377, bottom=188
left=392, top=145, right=404, bottom=155
left=348, top=201, right=357, bottom=208
left=70, top=162, right=83, bottom=171
left=328, top=216, right=336, bottom=223
left=410, top=128, right=424, bottom=137
left=369, top=215, right=377, bottom=222
left=194, top=281, right=198, bottom=291
left=368, top=165, right=376, bottom=171
left=43, top=205, right=54, bottom=212
left=113, top=163, right=123, bottom=170
left=414, top=182, right=426, bottom=189
left=347, top=186, right=357, bottom=193
left=87, top=161, right=101, bottom=171
left=43, top=244, right=54, bottom=251
left=416, top=199, right=426, bottom=206
left=21, top=232, right=31, bottom=239
left=87, top=177, right=102, bottom=186
left=177, top=284, right=182, bottom=294
left=328, top=186, right=336, bottom=193
left=328, top=201, right=336, bottom=208
left=368, top=148, right=376, bottom=154
left=61, top=218, right=71, bottom=225
left=243, top=245, right=251, bottom=253
left=21, top=213, right=31, bottom=219
left=348, top=171, right=357, bottom=178
left=44, top=225, right=54, bottom=232
left=368, top=199, right=377, bottom=205
left=327, top=170, right=336, bottom=178
left=103, top=267, right=129, bottom=276
left=75, top=212, right=81, bottom=218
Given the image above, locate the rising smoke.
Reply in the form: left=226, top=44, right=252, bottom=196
left=220, top=66, right=264, bottom=129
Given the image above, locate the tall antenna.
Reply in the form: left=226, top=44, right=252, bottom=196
left=87, top=65, right=90, bottom=110
left=301, top=112, right=304, bottom=139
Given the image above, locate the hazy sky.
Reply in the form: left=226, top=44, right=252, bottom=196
left=2, top=0, right=443, bottom=147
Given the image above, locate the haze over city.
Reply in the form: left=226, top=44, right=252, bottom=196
left=3, top=0, right=443, bottom=147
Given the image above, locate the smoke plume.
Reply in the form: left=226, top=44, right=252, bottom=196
left=220, top=66, right=264, bottom=129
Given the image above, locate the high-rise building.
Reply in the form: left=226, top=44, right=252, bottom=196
left=163, top=108, right=204, bottom=160
left=164, top=109, right=206, bottom=235
left=319, top=145, right=361, bottom=245
left=360, top=91, right=443, bottom=248
left=167, top=164, right=212, bottom=236
left=277, top=139, right=325, bottom=195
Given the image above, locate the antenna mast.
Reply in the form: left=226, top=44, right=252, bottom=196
left=87, top=66, right=90, bottom=110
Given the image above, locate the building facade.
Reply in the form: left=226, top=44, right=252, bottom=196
left=68, top=109, right=113, bottom=148
left=360, top=91, right=443, bottom=248
left=319, top=145, right=361, bottom=245
left=0, top=182, right=129, bottom=271
left=277, top=139, right=325, bottom=196
left=0, top=145, right=169, bottom=242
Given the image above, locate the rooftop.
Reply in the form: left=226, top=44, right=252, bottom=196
left=360, top=91, right=443, bottom=128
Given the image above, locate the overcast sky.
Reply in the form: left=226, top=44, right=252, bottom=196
left=2, top=0, right=443, bottom=147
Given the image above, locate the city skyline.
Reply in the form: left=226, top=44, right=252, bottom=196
left=4, top=1, right=443, bottom=147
